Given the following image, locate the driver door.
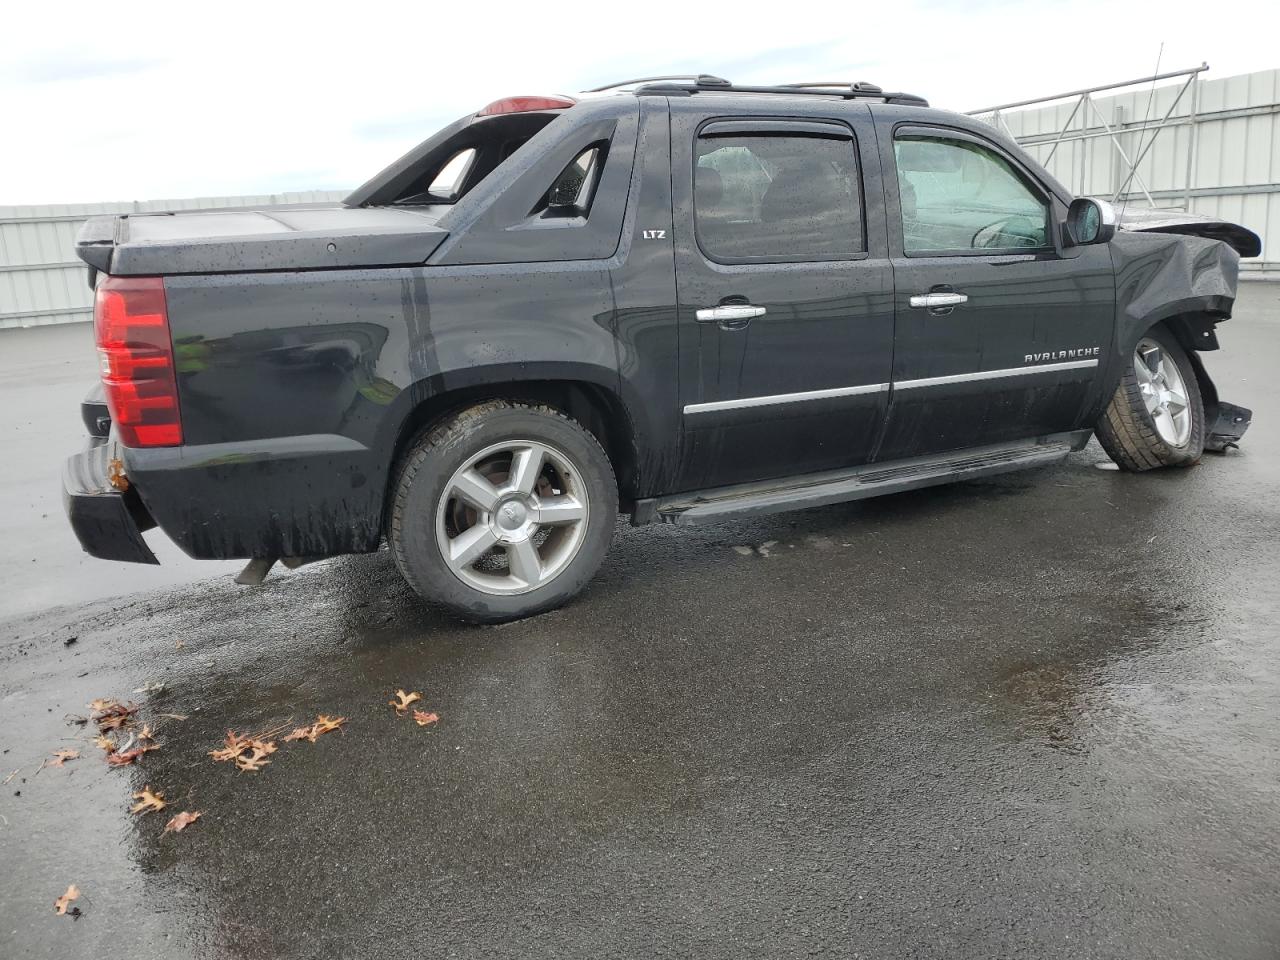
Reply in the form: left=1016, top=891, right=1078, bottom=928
left=874, top=123, right=1116, bottom=462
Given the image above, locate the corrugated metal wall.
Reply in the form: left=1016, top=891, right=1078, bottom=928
left=0, top=191, right=347, bottom=329
left=971, top=68, right=1279, bottom=275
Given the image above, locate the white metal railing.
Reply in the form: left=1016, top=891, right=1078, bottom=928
left=968, top=64, right=1209, bottom=209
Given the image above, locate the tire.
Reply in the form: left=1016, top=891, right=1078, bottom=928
left=388, top=401, right=617, bottom=623
left=1095, top=324, right=1205, bottom=472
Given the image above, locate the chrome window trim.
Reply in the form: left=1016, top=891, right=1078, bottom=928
left=683, top=382, right=889, bottom=415
left=894, top=358, right=1098, bottom=390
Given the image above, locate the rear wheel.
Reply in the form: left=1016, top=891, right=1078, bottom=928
left=388, top=401, right=617, bottom=622
left=1096, top=324, right=1205, bottom=471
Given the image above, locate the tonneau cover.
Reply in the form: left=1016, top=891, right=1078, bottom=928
left=75, top=205, right=448, bottom=276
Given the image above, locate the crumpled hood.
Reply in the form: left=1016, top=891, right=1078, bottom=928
left=1117, top=207, right=1261, bottom=258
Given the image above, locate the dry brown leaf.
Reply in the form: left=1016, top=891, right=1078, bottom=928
left=209, top=730, right=252, bottom=763
left=164, top=811, right=202, bottom=834
left=234, top=746, right=273, bottom=772
left=90, top=700, right=139, bottom=731
left=312, top=715, right=345, bottom=737
left=130, top=786, right=167, bottom=815
left=389, top=689, right=422, bottom=714
left=412, top=710, right=440, bottom=728
left=48, top=749, right=79, bottom=767
left=54, top=884, right=80, bottom=915
left=105, top=747, right=151, bottom=767
left=92, top=734, right=117, bottom=755
left=285, top=715, right=347, bottom=743
left=138, top=723, right=155, bottom=741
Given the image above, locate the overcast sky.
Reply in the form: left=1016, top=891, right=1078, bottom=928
left=2, top=0, right=1278, bottom=205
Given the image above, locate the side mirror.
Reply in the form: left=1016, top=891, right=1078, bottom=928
left=1065, top=197, right=1117, bottom=246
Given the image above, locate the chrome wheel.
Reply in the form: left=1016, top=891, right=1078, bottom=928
left=434, top=440, right=589, bottom=596
left=1134, top=337, right=1192, bottom=447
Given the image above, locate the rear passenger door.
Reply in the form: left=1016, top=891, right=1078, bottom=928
left=670, top=99, right=895, bottom=490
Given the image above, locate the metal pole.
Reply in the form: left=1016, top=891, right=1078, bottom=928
left=966, top=63, right=1209, bottom=116
left=1183, top=71, right=1200, bottom=211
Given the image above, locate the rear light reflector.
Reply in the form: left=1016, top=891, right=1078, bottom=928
left=93, top=276, right=182, bottom=448
left=477, top=95, right=576, bottom=116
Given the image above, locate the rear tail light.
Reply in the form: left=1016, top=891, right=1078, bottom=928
left=93, top=276, right=182, bottom=448
left=477, top=95, right=576, bottom=116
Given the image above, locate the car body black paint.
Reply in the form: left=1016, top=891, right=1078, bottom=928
left=64, top=89, right=1256, bottom=565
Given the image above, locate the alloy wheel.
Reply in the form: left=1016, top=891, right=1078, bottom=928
left=434, top=440, right=590, bottom=596
left=1134, top=337, right=1192, bottom=447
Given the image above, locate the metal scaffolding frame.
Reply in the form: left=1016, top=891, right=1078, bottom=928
left=967, top=63, right=1209, bottom=209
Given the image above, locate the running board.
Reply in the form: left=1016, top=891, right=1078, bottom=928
left=644, top=436, right=1081, bottom=527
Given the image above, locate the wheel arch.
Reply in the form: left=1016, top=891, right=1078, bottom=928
left=381, top=373, right=641, bottom=522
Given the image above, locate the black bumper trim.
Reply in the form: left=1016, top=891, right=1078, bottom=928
left=63, top=439, right=159, bottom=565
left=1205, top=400, right=1252, bottom=452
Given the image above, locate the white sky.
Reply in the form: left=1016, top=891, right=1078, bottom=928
left=2, top=0, right=1278, bottom=205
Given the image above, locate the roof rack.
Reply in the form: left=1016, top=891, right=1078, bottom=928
left=588, top=74, right=928, bottom=107
left=585, top=74, right=731, bottom=92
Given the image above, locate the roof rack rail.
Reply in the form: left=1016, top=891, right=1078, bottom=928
left=585, top=74, right=730, bottom=93
left=630, top=76, right=928, bottom=107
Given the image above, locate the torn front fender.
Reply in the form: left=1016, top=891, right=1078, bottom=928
left=1110, top=230, right=1239, bottom=359
left=1104, top=231, right=1252, bottom=451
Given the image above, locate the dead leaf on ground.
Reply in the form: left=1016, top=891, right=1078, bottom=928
left=48, top=750, right=79, bottom=767
left=130, top=786, right=167, bottom=815
left=389, top=690, right=422, bottom=714
left=235, top=745, right=274, bottom=772
left=105, top=747, right=151, bottom=767
left=284, top=715, right=346, bottom=743
left=88, top=699, right=138, bottom=731
left=412, top=710, right=440, bottom=728
left=92, top=734, right=117, bottom=755
left=54, top=884, right=80, bottom=916
left=164, top=811, right=202, bottom=834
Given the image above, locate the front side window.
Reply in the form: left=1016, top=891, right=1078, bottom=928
left=894, top=134, right=1050, bottom=253
left=695, top=132, right=863, bottom=262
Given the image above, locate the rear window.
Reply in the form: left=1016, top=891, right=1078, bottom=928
left=695, top=131, right=864, bottom=263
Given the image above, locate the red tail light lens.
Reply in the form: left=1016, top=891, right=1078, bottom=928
left=477, top=95, right=576, bottom=116
left=93, top=276, right=182, bottom=448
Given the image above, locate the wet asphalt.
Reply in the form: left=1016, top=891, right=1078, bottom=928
left=1, top=285, right=1278, bottom=959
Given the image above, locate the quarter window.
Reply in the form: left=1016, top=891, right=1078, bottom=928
left=427, top=148, right=477, bottom=201
left=894, top=135, right=1050, bottom=253
left=695, top=132, right=863, bottom=262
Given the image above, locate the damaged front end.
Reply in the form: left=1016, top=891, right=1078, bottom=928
left=1108, top=214, right=1260, bottom=454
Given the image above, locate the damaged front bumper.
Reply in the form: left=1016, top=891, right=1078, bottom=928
left=63, top=437, right=159, bottom=565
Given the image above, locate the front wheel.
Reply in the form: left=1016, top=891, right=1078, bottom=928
left=388, top=401, right=617, bottom=622
left=1096, top=324, right=1205, bottom=471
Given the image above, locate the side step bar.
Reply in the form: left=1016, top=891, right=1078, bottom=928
left=637, top=433, right=1087, bottom=527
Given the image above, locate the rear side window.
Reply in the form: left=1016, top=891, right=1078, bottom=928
left=427, top=148, right=477, bottom=200
left=695, top=131, right=864, bottom=263
left=894, top=134, right=1050, bottom=253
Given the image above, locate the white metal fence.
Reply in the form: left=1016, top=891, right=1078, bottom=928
left=969, top=66, right=1279, bottom=277
left=0, top=191, right=347, bottom=329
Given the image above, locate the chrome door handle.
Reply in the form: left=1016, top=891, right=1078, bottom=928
left=909, top=292, right=968, bottom=309
left=695, top=304, right=767, bottom=323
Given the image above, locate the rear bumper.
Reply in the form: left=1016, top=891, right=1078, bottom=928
left=62, top=438, right=159, bottom=565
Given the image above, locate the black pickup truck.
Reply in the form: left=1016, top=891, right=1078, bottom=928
left=65, top=76, right=1259, bottom=621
